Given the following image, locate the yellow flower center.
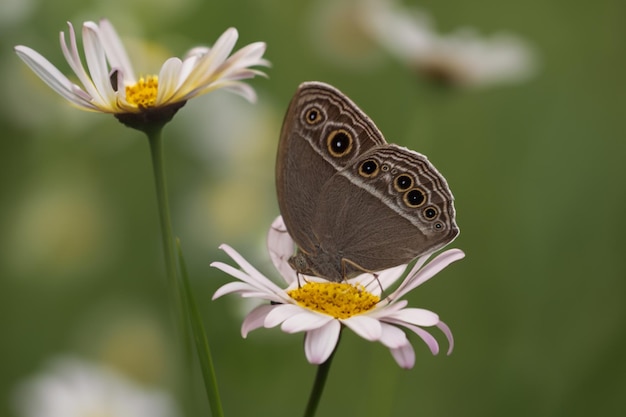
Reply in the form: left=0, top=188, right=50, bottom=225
left=287, top=282, right=380, bottom=319
left=125, top=76, right=159, bottom=108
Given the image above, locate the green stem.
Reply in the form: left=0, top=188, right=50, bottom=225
left=303, top=331, right=342, bottom=417
left=146, top=127, right=222, bottom=417
left=147, top=127, right=178, bottom=297
left=177, top=240, right=224, bottom=417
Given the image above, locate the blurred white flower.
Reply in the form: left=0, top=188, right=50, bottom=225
left=13, top=357, right=180, bottom=417
left=315, top=0, right=536, bottom=87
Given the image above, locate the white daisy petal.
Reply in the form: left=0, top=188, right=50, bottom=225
left=390, top=343, right=416, bottom=369
left=341, top=315, right=382, bottom=341
left=387, top=320, right=440, bottom=355
left=390, top=249, right=465, bottom=301
left=436, top=320, right=455, bottom=355
left=281, top=311, right=334, bottom=333
left=97, top=19, right=136, bottom=84
left=363, top=263, right=407, bottom=295
left=213, top=244, right=285, bottom=294
left=14, top=45, right=94, bottom=109
left=59, top=22, right=102, bottom=103
left=212, top=281, right=275, bottom=301
left=304, top=320, right=341, bottom=365
left=81, top=22, right=116, bottom=110
left=386, top=307, right=439, bottom=327
left=267, top=216, right=298, bottom=285
left=242, top=304, right=276, bottom=338
left=156, top=57, right=183, bottom=104
left=379, top=322, right=409, bottom=349
left=263, top=304, right=303, bottom=328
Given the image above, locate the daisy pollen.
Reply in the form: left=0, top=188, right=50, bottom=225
left=125, top=76, right=159, bottom=108
left=288, top=282, right=379, bottom=319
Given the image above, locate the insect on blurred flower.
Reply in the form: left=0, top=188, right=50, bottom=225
left=212, top=216, right=464, bottom=369
left=13, top=357, right=180, bottom=417
left=14, top=19, right=269, bottom=129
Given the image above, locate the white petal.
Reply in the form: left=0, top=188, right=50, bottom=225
left=281, top=311, right=333, bottom=333
left=436, top=320, right=454, bottom=355
left=370, top=299, right=409, bottom=317
left=267, top=216, right=298, bottom=284
left=81, top=22, right=117, bottom=110
left=97, top=19, right=136, bottom=84
left=181, top=28, right=238, bottom=92
left=362, top=264, right=407, bottom=295
left=242, top=304, right=275, bottom=338
left=59, top=22, right=103, bottom=105
left=212, top=281, right=274, bottom=300
left=213, top=244, right=285, bottom=294
left=386, top=307, right=439, bottom=327
left=156, top=57, right=183, bottom=103
left=390, top=249, right=465, bottom=301
left=263, top=304, right=303, bottom=328
left=14, top=46, right=95, bottom=110
left=387, top=320, right=439, bottom=355
left=379, top=322, right=409, bottom=349
left=341, top=315, right=382, bottom=341
left=304, top=320, right=341, bottom=365
left=390, top=343, right=416, bottom=369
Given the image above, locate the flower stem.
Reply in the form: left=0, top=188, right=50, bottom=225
left=303, top=331, right=342, bottom=417
left=176, top=239, right=224, bottom=417
left=146, top=127, right=178, bottom=297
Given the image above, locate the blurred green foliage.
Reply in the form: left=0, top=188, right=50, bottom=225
left=1, top=0, right=625, bottom=416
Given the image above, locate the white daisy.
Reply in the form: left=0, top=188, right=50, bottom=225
left=13, top=356, right=180, bottom=417
left=211, top=216, right=465, bottom=369
left=14, top=19, right=269, bottom=120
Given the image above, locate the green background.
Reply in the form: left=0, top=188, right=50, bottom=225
left=1, top=0, right=625, bottom=416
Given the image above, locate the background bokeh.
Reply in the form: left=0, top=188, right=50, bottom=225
left=1, top=0, right=625, bottom=416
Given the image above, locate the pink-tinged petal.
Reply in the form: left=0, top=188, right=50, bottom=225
left=390, top=249, right=465, bottom=301
left=341, top=315, right=382, bottom=341
left=267, top=216, right=297, bottom=285
left=212, top=281, right=285, bottom=303
left=390, top=343, right=415, bottom=369
left=213, top=244, right=285, bottom=294
left=281, top=311, right=333, bottom=333
left=386, top=308, right=439, bottom=327
left=212, top=281, right=255, bottom=299
left=436, top=320, right=454, bottom=355
left=97, top=19, right=135, bottom=84
left=371, top=299, right=408, bottom=316
left=379, top=322, right=409, bottom=349
left=242, top=304, right=276, bottom=337
left=14, top=46, right=96, bottom=110
left=263, top=304, right=303, bottom=328
left=304, top=320, right=341, bottom=365
left=387, top=320, right=440, bottom=355
left=361, top=264, right=407, bottom=295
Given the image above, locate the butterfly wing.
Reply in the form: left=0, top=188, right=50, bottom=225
left=276, top=82, right=386, bottom=253
left=311, top=144, right=459, bottom=275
